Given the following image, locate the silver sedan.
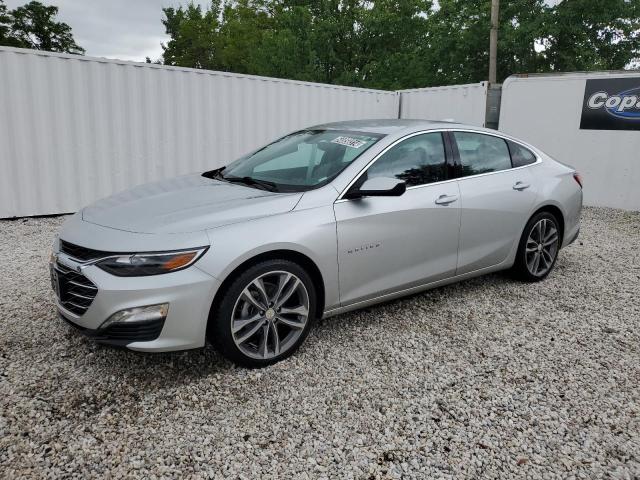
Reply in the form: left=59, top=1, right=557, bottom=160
left=51, top=120, right=583, bottom=367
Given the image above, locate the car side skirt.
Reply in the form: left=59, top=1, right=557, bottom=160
left=322, top=257, right=513, bottom=318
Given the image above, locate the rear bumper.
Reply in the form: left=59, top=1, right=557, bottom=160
left=565, top=226, right=580, bottom=247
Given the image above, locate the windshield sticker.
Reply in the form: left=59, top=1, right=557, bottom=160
left=331, top=136, right=367, bottom=148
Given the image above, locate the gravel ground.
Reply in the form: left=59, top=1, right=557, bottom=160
left=0, top=207, right=639, bottom=479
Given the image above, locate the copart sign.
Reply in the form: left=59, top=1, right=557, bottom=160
left=580, top=77, right=640, bottom=131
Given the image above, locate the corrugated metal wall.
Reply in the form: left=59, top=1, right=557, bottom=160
left=0, top=47, right=399, bottom=218
left=398, top=83, right=488, bottom=127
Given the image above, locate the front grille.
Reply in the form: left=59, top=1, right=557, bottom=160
left=52, top=262, right=98, bottom=316
left=60, top=240, right=113, bottom=262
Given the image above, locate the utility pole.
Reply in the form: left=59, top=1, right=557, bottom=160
left=486, top=0, right=502, bottom=129
left=489, top=0, right=500, bottom=85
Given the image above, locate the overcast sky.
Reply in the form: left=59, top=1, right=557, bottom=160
left=5, top=0, right=176, bottom=61
left=5, top=0, right=564, bottom=63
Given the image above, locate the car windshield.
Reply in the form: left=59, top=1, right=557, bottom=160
left=205, top=129, right=384, bottom=192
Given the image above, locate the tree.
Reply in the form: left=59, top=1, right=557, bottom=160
left=424, top=0, right=548, bottom=86
left=0, top=0, right=21, bottom=47
left=159, top=0, right=431, bottom=86
left=218, top=0, right=279, bottom=74
left=159, top=0, right=640, bottom=89
left=357, top=0, right=434, bottom=89
left=2, top=1, right=83, bottom=54
left=161, top=2, right=222, bottom=70
left=250, top=0, right=364, bottom=84
left=303, top=0, right=362, bottom=85
left=543, top=0, right=640, bottom=72
left=497, top=0, right=548, bottom=77
left=251, top=3, right=317, bottom=81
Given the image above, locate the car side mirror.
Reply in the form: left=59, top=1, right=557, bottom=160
left=344, top=177, right=406, bottom=199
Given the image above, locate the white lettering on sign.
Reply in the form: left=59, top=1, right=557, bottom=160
left=588, top=92, right=640, bottom=112
left=587, top=92, right=607, bottom=109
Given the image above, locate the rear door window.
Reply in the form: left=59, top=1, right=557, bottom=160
left=452, top=132, right=511, bottom=177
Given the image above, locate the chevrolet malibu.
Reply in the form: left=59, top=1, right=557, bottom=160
left=51, top=120, right=582, bottom=367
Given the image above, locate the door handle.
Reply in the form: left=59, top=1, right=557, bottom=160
left=513, top=181, right=530, bottom=191
left=435, top=194, right=459, bottom=205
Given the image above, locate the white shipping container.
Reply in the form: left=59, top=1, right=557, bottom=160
left=398, top=82, right=488, bottom=127
left=499, top=72, right=640, bottom=210
left=0, top=47, right=399, bottom=218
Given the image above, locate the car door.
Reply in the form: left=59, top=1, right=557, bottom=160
left=334, top=131, right=461, bottom=307
left=450, top=131, right=538, bottom=275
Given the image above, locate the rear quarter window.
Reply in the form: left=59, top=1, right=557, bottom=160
left=507, top=141, right=537, bottom=168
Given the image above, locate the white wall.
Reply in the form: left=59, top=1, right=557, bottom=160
left=499, top=72, right=640, bottom=210
left=0, top=47, right=399, bottom=218
left=5, top=47, right=635, bottom=215
left=398, top=83, right=488, bottom=127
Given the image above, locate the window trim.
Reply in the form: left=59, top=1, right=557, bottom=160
left=357, top=131, right=450, bottom=190
left=335, top=128, right=541, bottom=202
left=336, top=130, right=453, bottom=201
left=448, top=130, right=513, bottom=178
left=446, top=129, right=542, bottom=181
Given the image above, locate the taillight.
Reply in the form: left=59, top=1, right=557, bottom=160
left=573, top=173, right=583, bottom=189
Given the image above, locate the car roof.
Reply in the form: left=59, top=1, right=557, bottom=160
left=311, top=118, right=465, bottom=135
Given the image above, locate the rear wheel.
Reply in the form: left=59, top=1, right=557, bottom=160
left=512, top=212, right=561, bottom=282
left=208, top=259, right=316, bottom=367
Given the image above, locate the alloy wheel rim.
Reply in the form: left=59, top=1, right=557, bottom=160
left=525, top=218, right=559, bottom=277
left=231, top=271, right=310, bottom=360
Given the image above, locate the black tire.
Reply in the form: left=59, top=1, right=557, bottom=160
left=207, top=259, right=317, bottom=368
left=512, top=211, right=561, bottom=282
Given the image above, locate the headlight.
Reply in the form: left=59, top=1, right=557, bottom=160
left=95, top=247, right=208, bottom=277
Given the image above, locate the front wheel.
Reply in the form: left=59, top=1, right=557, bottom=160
left=512, top=212, right=561, bottom=282
left=208, top=259, right=316, bottom=368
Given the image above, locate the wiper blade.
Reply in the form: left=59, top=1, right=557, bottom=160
left=224, top=176, right=279, bottom=192
left=202, top=167, right=226, bottom=180
left=204, top=169, right=279, bottom=192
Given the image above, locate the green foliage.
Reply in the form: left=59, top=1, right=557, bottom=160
left=354, top=0, right=433, bottom=89
left=0, top=0, right=21, bottom=47
left=251, top=4, right=317, bottom=81
left=162, top=0, right=640, bottom=89
left=426, top=0, right=549, bottom=85
left=0, top=0, right=83, bottom=54
left=162, top=2, right=221, bottom=69
left=544, top=0, right=640, bottom=71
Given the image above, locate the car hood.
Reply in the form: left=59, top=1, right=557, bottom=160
left=82, top=174, right=303, bottom=234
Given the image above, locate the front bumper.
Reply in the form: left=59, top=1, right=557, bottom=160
left=53, top=253, right=221, bottom=352
left=59, top=312, right=166, bottom=348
